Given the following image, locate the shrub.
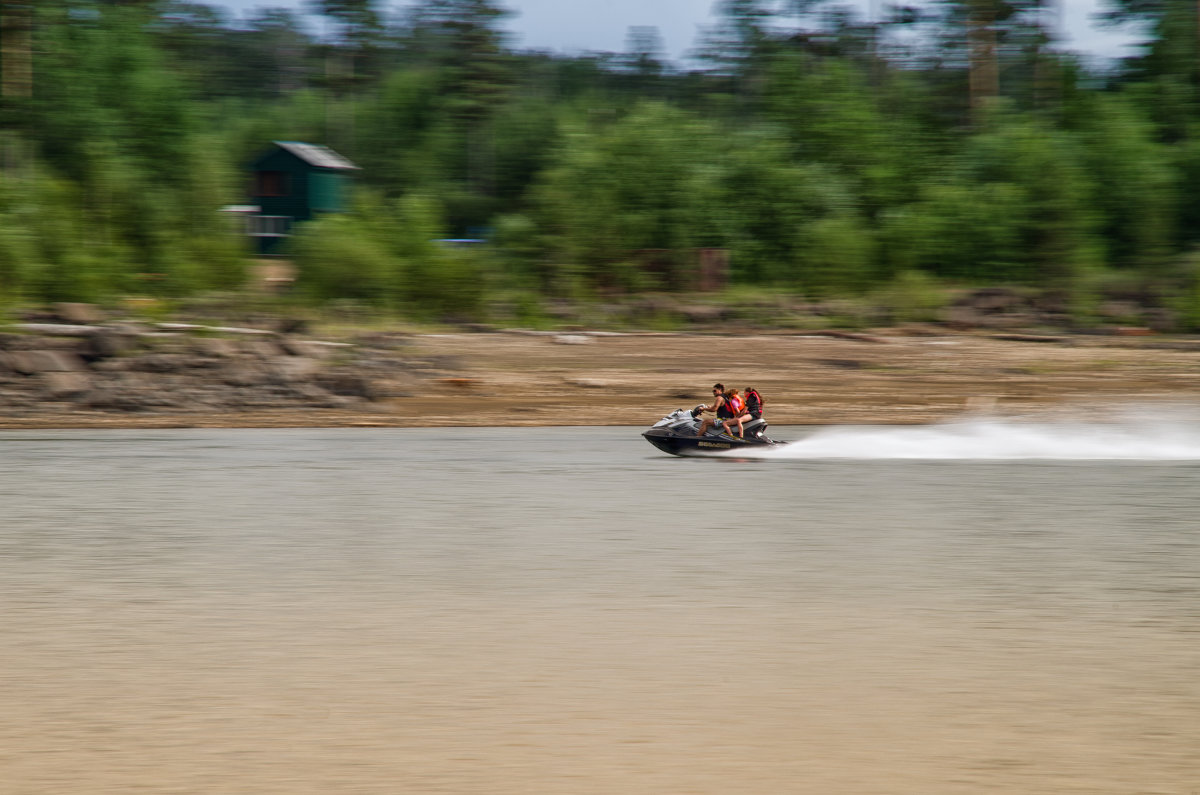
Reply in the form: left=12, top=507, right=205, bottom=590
left=873, top=270, right=949, bottom=324
left=290, top=215, right=397, bottom=307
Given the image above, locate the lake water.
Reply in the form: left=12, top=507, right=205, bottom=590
left=3, top=419, right=1199, bottom=794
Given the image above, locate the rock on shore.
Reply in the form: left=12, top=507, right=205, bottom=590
left=0, top=313, right=422, bottom=416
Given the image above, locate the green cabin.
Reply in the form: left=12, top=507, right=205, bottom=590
left=244, top=141, right=359, bottom=255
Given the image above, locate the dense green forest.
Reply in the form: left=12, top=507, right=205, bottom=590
left=3, top=0, right=1200, bottom=328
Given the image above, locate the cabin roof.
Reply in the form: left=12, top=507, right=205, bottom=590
left=272, top=141, right=359, bottom=170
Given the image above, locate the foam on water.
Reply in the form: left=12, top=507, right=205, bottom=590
left=745, top=405, right=1200, bottom=461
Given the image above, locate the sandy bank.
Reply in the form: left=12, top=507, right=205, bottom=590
left=2, top=329, right=1199, bottom=429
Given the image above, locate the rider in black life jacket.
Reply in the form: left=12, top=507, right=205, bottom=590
left=695, top=383, right=730, bottom=436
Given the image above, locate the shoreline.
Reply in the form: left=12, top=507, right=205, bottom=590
left=3, top=329, right=1199, bottom=430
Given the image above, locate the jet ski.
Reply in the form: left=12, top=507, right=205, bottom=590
left=642, top=405, right=783, bottom=456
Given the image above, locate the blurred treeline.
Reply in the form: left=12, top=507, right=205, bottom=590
left=4, top=0, right=1200, bottom=328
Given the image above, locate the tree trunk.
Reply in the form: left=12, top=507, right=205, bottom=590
left=967, top=6, right=998, bottom=122
left=1, top=0, right=33, bottom=100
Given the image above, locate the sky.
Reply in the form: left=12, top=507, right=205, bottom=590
left=213, top=0, right=1146, bottom=65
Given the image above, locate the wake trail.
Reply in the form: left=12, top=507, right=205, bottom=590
left=745, top=406, right=1200, bottom=461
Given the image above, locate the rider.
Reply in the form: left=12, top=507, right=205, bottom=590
left=744, top=386, right=763, bottom=421
left=695, top=383, right=731, bottom=436
left=720, top=389, right=746, bottom=438
left=724, top=385, right=763, bottom=439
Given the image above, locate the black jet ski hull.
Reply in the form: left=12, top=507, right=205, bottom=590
left=642, top=408, right=783, bottom=456
left=642, top=427, right=779, bottom=456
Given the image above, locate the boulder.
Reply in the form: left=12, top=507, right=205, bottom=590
left=316, top=372, right=380, bottom=400
left=221, top=362, right=271, bottom=387
left=366, top=379, right=413, bottom=398
left=54, top=303, right=106, bottom=325
left=8, top=350, right=87, bottom=374
left=40, top=371, right=91, bottom=398
left=78, top=386, right=155, bottom=412
left=129, top=353, right=195, bottom=373
left=273, top=356, right=321, bottom=381
left=192, top=338, right=241, bottom=358
left=279, top=338, right=337, bottom=358
left=275, top=317, right=309, bottom=335
left=289, top=382, right=339, bottom=405
left=944, top=305, right=984, bottom=329
left=278, top=337, right=305, bottom=356
left=83, top=329, right=137, bottom=359
left=91, top=357, right=132, bottom=373
left=0, top=387, right=34, bottom=407
left=354, top=332, right=409, bottom=350
left=245, top=339, right=285, bottom=358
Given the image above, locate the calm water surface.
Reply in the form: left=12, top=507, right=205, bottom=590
left=2, top=427, right=1198, bottom=793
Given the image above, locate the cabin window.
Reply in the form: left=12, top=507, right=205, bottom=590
left=248, top=215, right=291, bottom=237
left=254, top=171, right=289, bottom=197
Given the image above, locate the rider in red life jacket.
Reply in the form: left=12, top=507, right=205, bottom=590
left=725, top=386, right=763, bottom=439
left=744, top=387, right=763, bottom=419
left=720, top=389, right=745, bottom=438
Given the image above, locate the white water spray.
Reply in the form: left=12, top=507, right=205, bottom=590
left=745, top=404, right=1200, bottom=461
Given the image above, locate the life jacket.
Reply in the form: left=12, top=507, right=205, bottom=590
left=744, top=389, right=763, bottom=416
left=715, top=395, right=733, bottom=418
left=726, top=394, right=744, bottom=416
